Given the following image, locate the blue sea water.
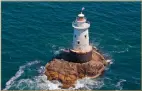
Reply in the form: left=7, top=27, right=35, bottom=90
left=2, top=2, right=141, bottom=90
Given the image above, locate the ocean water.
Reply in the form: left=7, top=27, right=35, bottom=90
left=2, top=2, right=141, bottom=90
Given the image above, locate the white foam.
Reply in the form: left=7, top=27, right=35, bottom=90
left=106, top=59, right=113, bottom=64
left=115, top=79, right=126, bottom=90
left=37, top=66, right=45, bottom=74
left=112, top=48, right=129, bottom=54
left=33, top=76, right=104, bottom=90
left=3, top=60, right=61, bottom=90
left=35, top=75, right=61, bottom=90
left=52, top=46, right=65, bottom=55
left=105, top=59, right=113, bottom=71
left=6, top=74, right=62, bottom=90
left=3, top=60, right=40, bottom=90
left=4, top=71, right=105, bottom=90
left=69, top=77, right=104, bottom=90
left=4, top=59, right=107, bottom=90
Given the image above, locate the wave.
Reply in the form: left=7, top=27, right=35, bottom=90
left=73, top=77, right=104, bottom=90
left=3, top=59, right=113, bottom=90
left=115, top=79, right=126, bottom=90
left=47, top=43, right=66, bottom=55
left=4, top=74, right=105, bottom=90
left=3, top=59, right=62, bottom=90
left=3, top=45, right=114, bottom=90
left=106, top=59, right=113, bottom=64
left=3, top=60, right=40, bottom=90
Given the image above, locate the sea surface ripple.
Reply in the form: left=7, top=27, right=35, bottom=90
left=2, top=2, right=141, bottom=90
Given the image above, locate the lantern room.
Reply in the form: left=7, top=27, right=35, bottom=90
left=76, top=12, right=86, bottom=23
left=72, top=12, right=90, bottom=30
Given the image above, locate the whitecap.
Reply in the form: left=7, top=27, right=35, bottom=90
left=69, top=77, right=104, bottom=90
left=37, top=66, right=45, bottom=74
left=115, top=79, right=126, bottom=90
left=4, top=67, right=105, bottom=90
left=3, top=60, right=40, bottom=90
left=112, top=47, right=129, bottom=54
left=3, top=50, right=111, bottom=90
left=106, top=59, right=113, bottom=65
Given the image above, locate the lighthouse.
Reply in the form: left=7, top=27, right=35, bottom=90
left=45, top=8, right=108, bottom=88
left=70, top=8, right=93, bottom=63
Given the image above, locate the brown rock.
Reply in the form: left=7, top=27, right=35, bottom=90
left=58, top=74, right=65, bottom=82
left=69, top=75, right=77, bottom=81
left=62, top=84, right=73, bottom=89
left=44, top=48, right=107, bottom=88
left=78, top=73, right=85, bottom=79
left=47, top=75, right=53, bottom=80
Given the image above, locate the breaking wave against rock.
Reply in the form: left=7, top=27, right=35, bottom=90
left=3, top=44, right=114, bottom=90
left=3, top=59, right=114, bottom=90
left=3, top=60, right=40, bottom=90
left=4, top=75, right=105, bottom=90
left=3, top=44, right=115, bottom=90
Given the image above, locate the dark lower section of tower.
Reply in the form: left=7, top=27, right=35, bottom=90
left=69, top=50, right=92, bottom=63
left=55, top=49, right=93, bottom=63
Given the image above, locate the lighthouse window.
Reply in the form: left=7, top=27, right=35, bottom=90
left=77, top=41, right=80, bottom=44
left=85, top=35, right=87, bottom=38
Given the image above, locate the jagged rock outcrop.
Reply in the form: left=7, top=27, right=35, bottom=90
left=44, top=48, right=108, bottom=88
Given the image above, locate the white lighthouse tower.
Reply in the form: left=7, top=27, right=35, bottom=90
left=72, top=8, right=92, bottom=53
